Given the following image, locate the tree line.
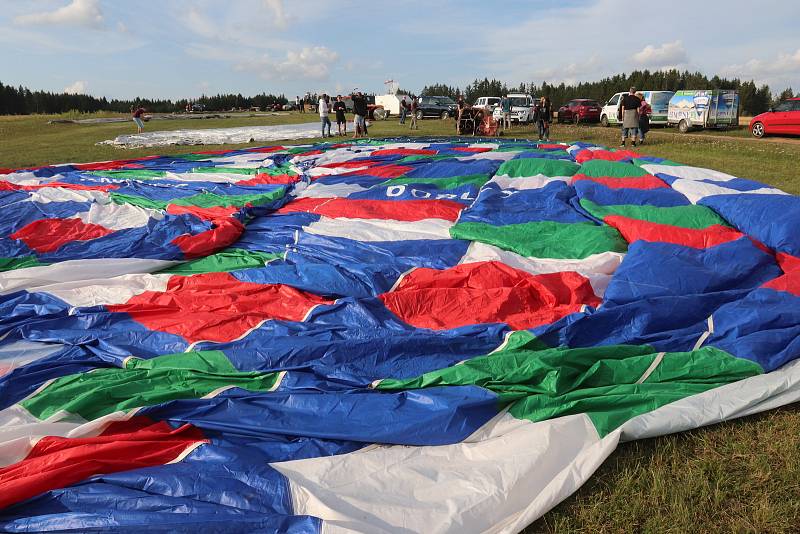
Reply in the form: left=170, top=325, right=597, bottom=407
left=0, top=81, right=288, bottom=115
left=421, top=70, right=796, bottom=116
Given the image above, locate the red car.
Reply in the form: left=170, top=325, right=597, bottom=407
left=557, top=99, right=602, bottom=124
left=750, top=97, right=800, bottom=138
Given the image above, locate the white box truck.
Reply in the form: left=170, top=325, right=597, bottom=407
left=668, top=90, right=739, bottom=133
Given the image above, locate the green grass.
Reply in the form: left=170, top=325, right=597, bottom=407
left=2, top=112, right=800, bottom=532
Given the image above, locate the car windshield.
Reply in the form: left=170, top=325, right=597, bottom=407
left=578, top=101, right=599, bottom=107
left=509, top=97, right=528, bottom=107
left=651, top=92, right=674, bottom=107
left=487, top=98, right=500, bottom=104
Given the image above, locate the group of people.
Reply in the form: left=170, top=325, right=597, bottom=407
left=618, top=87, right=652, bottom=147
left=316, top=92, right=371, bottom=138
left=398, top=96, right=420, bottom=130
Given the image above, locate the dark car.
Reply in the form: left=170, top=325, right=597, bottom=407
left=557, top=99, right=602, bottom=124
left=415, top=96, right=457, bottom=120
left=750, top=97, right=800, bottom=138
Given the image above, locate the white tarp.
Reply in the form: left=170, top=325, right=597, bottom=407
left=99, top=122, right=322, bottom=148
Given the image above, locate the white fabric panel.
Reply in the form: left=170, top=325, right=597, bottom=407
left=296, top=183, right=368, bottom=199
left=75, top=202, right=164, bottom=231
left=457, top=151, right=518, bottom=162
left=0, top=341, right=64, bottom=378
left=0, top=258, right=177, bottom=296
left=27, top=188, right=109, bottom=204
left=163, top=171, right=255, bottom=183
left=460, top=242, right=624, bottom=297
left=0, top=172, right=66, bottom=186
left=275, top=413, right=615, bottom=534
left=640, top=164, right=738, bottom=182
left=670, top=178, right=787, bottom=204
left=37, top=273, right=172, bottom=307
left=487, top=175, right=570, bottom=190
left=304, top=217, right=453, bottom=242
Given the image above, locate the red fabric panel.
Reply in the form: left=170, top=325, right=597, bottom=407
left=246, top=146, right=285, bottom=153
left=73, top=156, right=160, bottom=171
left=370, top=148, right=438, bottom=157
left=166, top=204, right=241, bottom=220
left=238, top=173, right=299, bottom=186
left=341, top=164, right=412, bottom=179
left=604, top=215, right=744, bottom=249
left=379, top=261, right=599, bottom=330
left=450, top=147, right=493, bottom=153
left=575, top=149, right=640, bottom=164
left=276, top=197, right=463, bottom=222
left=170, top=217, right=245, bottom=259
left=11, top=218, right=114, bottom=253
left=763, top=253, right=800, bottom=297
left=0, top=181, right=118, bottom=192
left=570, top=174, right=669, bottom=189
left=292, top=150, right=324, bottom=158
left=109, top=272, right=332, bottom=343
left=537, top=144, right=568, bottom=150
left=0, top=417, right=206, bottom=509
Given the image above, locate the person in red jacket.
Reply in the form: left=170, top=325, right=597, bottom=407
left=131, top=105, right=146, bottom=133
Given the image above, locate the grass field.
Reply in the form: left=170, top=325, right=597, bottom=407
left=2, top=112, right=800, bottom=533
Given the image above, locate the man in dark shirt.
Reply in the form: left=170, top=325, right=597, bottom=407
left=352, top=92, right=368, bottom=138
left=333, top=95, right=347, bottom=136
left=619, top=87, right=642, bottom=147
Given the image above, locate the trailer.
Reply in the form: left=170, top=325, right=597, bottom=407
left=668, top=90, right=739, bottom=133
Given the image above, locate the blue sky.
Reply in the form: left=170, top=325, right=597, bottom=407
left=1, top=0, right=798, bottom=100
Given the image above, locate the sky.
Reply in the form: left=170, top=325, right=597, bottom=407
left=1, top=0, right=798, bottom=100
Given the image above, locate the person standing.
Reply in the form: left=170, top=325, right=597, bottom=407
left=333, top=95, right=347, bottom=136
left=296, top=95, right=302, bottom=113
left=131, top=105, right=146, bottom=133
left=500, top=94, right=512, bottom=131
left=619, top=87, right=641, bottom=147
left=537, top=96, right=552, bottom=142
left=399, top=96, right=408, bottom=125
left=456, top=95, right=467, bottom=134
left=409, top=95, right=419, bottom=130
left=637, top=92, right=651, bottom=144
left=352, top=91, right=368, bottom=138
left=319, top=94, right=332, bottom=138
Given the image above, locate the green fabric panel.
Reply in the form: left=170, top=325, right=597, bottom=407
left=399, top=154, right=456, bottom=163
left=0, top=257, right=49, bottom=272
left=87, top=170, right=167, bottom=180
left=160, top=248, right=280, bottom=274
left=450, top=221, right=627, bottom=259
left=191, top=167, right=258, bottom=175
left=21, top=350, right=282, bottom=421
left=497, top=158, right=580, bottom=178
left=110, top=187, right=286, bottom=210
left=378, top=345, right=762, bottom=437
left=580, top=199, right=729, bottom=229
left=577, top=160, right=649, bottom=178
left=631, top=158, right=683, bottom=167
left=382, top=173, right=490, bottom=190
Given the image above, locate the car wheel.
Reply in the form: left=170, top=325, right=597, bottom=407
left=751, top=121, right=765, bottom=138
left=416, top=110, right=423, bottom=120
left=600, top=115, right=609, bottom=127
left=678, top=119, right=690, bottom=134
left=373, top=108, right=387, bottom=120
left=440, top=111, right=449, bottom=120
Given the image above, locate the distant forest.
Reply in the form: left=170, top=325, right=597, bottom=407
left=0, top=81, right=287, bottom=115
left=421, top=70, right=796, bottom=117
left=1, top=69, right=796, bottom=116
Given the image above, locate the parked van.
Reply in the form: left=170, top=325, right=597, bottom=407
left=473, top=96, right=501, bottom=111
left=668, top=90, right=739, bottom=133
left=492, top=94, right=535, bottom=124
left=600, top=90, right=675, bottom=127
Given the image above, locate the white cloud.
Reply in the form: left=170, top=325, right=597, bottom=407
left=632, top=40, right=688, bottom=68
left=14, top=0, right=104, bottom=29
left=264, top=0, right=288, bottom=29
left=235, top=46, right=340, bottom=81
left=722, top=49, right=800, bottom=88
left=64, top=80, right=88, bottom=94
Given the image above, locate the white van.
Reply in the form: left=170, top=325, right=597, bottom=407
left=492, top=94, right=535, bottom=124
left=473, top=97, right=501, bottom=111
left=600, top=90, right=675, bottom=127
